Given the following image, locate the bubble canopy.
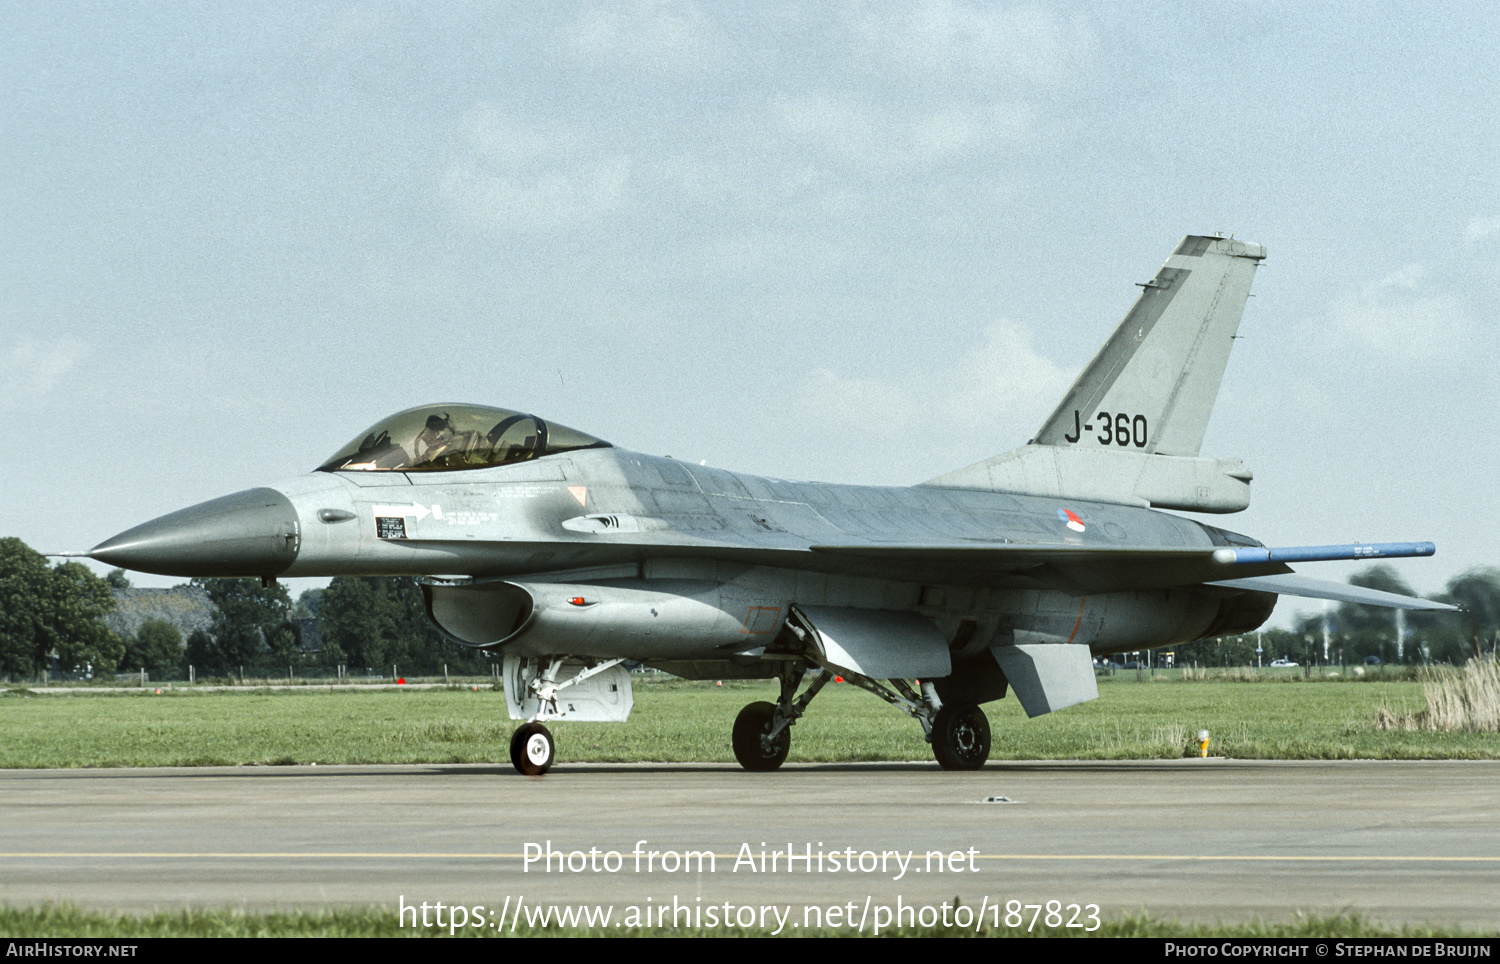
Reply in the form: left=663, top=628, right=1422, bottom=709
left=317, top=404, right=611, bottom=473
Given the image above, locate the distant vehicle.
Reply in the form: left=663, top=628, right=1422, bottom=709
left=1269, top=658, right=1298, bottom=667
left=1363, top=655, right=1383, bottom=666
left=1094, top=660, right=1123, bottom=671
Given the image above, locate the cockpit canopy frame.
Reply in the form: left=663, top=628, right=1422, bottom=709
left=317, top=404, right=610, bottom=474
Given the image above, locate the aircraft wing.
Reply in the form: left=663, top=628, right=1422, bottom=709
left=807, top=543, right=1287, bottom=593
left=805, top=541, right=1440, bottom=598
left=417, top=534, right=1440, bottom=601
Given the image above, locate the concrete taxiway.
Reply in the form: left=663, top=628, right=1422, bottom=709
left=2, top=760, right=1497, bottom=930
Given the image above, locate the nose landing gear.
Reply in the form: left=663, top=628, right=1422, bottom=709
left=510, top=722, right=555, bottom=775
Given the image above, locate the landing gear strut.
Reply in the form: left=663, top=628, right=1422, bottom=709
left=731, top=660, right=830, bottom=771
left=510, top=721, right=555, bottom=775
left=501, top=656, right=633, bottom=775
left=734, top=611, right=997, bottom=772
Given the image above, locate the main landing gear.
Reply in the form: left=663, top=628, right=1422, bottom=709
left=730, top=658, right=991, bottom=772
left=731, top=660, right=827, bottom=772
left=930, top=703, right=991, bottom=771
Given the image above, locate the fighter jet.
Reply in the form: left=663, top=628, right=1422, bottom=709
left=89, top=235, right=1455, bottom=775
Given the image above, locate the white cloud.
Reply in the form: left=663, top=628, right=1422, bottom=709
left=843, top=1, right=1096, bottom=87
left=440, top=105, right=632, bottom=231
left=798, top=319, right=1074, bottom=458
left=566, top=0, right=718, bottom=70
left=774, top=94, right=1034, bottom=171
left=1464, top=217, right=1500, bottom=243
left=1324, top=264, right=1472, bottom=362
left=0, top=337, right=90, bottom=407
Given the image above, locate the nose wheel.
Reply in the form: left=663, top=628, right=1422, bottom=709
left=510, top=722, right=555, bottom=775
left=931, top=703, right=990, bottom=770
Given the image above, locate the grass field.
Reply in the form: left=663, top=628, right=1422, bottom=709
left=1, top=904, right=1486, bottom=939
left=4, top=675, right=1496, bottom=940
left=3, top=671, right=1496, bottom=769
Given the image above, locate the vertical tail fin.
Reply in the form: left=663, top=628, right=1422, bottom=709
left=1033, top=235, right=1265, bottom=457
left=923, top=235, right=1263, bottom=512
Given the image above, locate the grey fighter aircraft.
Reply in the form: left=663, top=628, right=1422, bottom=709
left=89, top=235, right=1455, bottom=775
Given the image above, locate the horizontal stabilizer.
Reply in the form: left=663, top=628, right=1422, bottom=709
left=1211, top=542, right=1436, bottom=565
left=1206, top=574, right=1457, bottom=611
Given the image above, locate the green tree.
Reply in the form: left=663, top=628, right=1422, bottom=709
left=0, top=539, right=122, bottom=677
left=184, top=628, right=215, bottom=676
left=1332, top=566, right=1419, bottom=664
left=318, top=576, right=489, bottom=675
left=291, top=587, right=323, bottom=621
left=1175, top=632, right=1260, bottom=667
left=190, top=577, right=295, bottom=675
left=1426, top=568, right=1500, bottom=663
left=122, top=618, right=184, bottom=678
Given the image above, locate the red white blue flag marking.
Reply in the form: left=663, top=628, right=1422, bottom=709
left=1058, top=508, right=1086, bottom=533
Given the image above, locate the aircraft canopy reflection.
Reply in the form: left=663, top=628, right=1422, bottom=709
left=317, top=404, right=611, bottom=474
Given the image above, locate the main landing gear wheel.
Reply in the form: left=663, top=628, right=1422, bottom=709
left=510, top=722, right=555, bottom=775
left=732, top=701, right=791, bottom=772
left=931, top=703, right=990, bottom=771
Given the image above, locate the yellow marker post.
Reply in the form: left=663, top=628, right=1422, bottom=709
left=1198, top=729, right=1210, bottom=758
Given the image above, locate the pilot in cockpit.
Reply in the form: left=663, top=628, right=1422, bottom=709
left=412, top=413, right=469, bottom=466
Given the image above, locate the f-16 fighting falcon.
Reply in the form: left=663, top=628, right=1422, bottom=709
left=89, top=235, right=1456, bottom=775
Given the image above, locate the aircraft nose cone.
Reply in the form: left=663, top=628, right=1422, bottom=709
left=89, top=487, right=300, bottom=578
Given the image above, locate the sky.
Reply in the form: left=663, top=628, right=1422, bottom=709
left=3, top=2, right=1496, bottom=627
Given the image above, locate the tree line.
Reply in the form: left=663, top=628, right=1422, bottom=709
left=3, top=536, right=1497, bottom=681
left=1174, top=565, right=1500, bottom=667
left=0, top=538, right=492, bottom=680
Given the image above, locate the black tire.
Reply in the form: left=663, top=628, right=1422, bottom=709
left=732, top=701, right=790, bottom=771
left=932, top=703, right=990, bottom=771
left=510, top=722, right=555, bottom=776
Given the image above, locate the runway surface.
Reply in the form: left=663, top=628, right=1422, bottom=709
left=3, top=760, right=1497, bottom=931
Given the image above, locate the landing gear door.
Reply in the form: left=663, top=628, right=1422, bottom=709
left=502, top=656, right=635, bottom=722
left=790, top=605, right=951, bottom=679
